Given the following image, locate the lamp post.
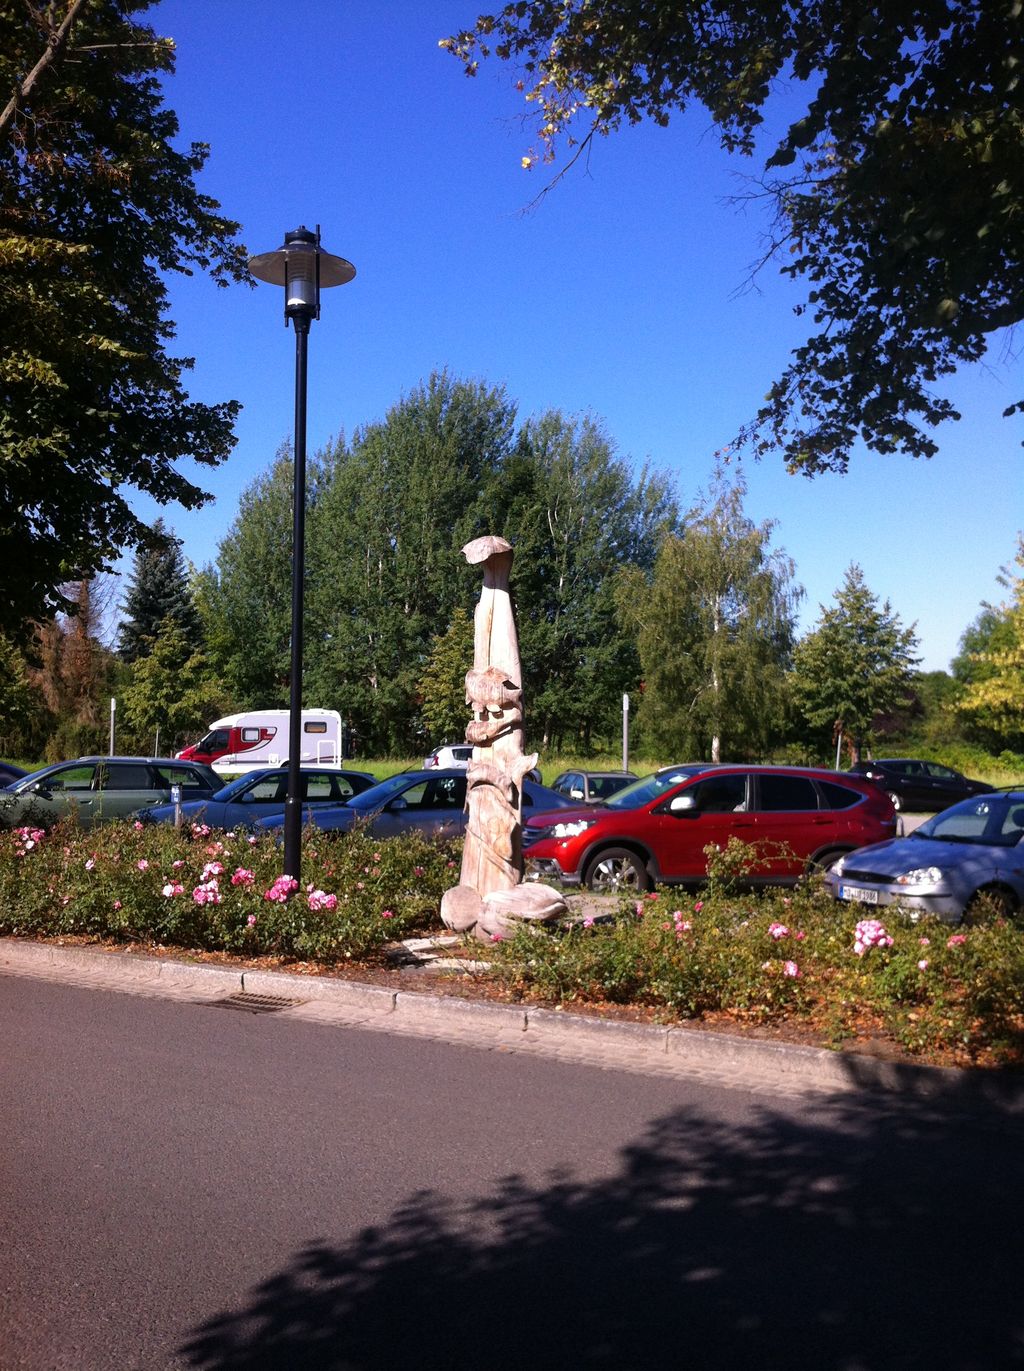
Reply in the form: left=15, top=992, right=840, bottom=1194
left=248, top=226, right=355, bottom=886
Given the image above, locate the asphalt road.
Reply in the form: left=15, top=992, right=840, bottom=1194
left=2, top=970, right=1023, bottom=1371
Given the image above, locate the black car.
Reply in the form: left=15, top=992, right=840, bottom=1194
left=848, top=758, right=993, bottom=813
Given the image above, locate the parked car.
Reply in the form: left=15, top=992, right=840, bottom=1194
left=0, top=761, right=28, bottom=788
left=256, top=768, right=573, bottom=841
left=847, top=758, right=993, bottom=813
left=0, top=757, right=220, bottom=831
left=423, top=744, right=473, bottom=770
left=824, top=790, right=1024, bottom=923
left=135, top=765, right=378, bottom=830
left=550, top=769, right=637, bottom=804
left=523, top=763, right=897, bottom=893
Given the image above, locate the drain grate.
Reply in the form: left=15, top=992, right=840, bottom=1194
left=208, top=992, right=305, bottom=1015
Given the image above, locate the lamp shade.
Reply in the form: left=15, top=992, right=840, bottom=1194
left=248, top=227, right=355, bottom=319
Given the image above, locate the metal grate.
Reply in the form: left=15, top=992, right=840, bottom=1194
left=208, top=992, right=305, bottom=1015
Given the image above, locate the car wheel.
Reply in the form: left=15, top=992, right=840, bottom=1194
left=964, top=886, right=1018, bottom=924
left=584, top=847, right=649, bottom=894
left=887, top=791, right=903, bottom=812
left=805, top=847, right=848, bottom=877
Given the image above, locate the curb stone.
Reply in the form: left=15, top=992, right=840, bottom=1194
left=2, top=936, right=1023, bottom=1110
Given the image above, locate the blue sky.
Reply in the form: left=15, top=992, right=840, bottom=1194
left=136, top=0, right=1022, bottom=672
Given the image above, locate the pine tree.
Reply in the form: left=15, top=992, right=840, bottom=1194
left=791, top=566, right=920, bottom=760
left=118, top=521, right=202, bottom=663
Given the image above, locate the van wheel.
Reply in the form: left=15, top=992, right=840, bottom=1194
left=585, top=848, right=649, bottom=894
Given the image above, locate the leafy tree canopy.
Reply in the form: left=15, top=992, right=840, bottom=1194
left=616, top=471, right=800, bottom=761
left=955, top=536, right=1024, bottom=749
left=1, top=0, right=247, bottom=639
left=791, top=564, right=920, bottom=755
left=444, top=1, right=1024, bottom=471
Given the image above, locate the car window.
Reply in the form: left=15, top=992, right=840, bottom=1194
left=155, top=766, right=211, bottom=791
left=754, top=775, right=819, bottom=811
left=917, top=796, right=1021, bottom=847
left=684, top=774, right=747, bottom=813
left=590, top=776, right=627, bottom=799
left=97, top=764, right=151, bottom=791
left=925, top=763, right=956, bottom=780
left=428, top=777, right=466, bottom=808
left=332, top=775, right=361, bottom=800
left=41, top=764, right=96, bottom=791
left=303, top=775, right=335, bottom=800
left=240, top=778, right=286, bottom=803
left=817, top=780, right=862, bottom=810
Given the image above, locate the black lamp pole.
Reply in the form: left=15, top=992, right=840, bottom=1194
left=248, top=227, right=355, bottom=885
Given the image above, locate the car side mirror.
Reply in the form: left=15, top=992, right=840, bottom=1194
left=388, top=797, right=408, bottom=811
left=30, top=781, right=52, bottom=797
left=670, top=794, right=697, bottom=815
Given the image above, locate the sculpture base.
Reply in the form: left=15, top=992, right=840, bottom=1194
left=441, top=881, right=568, bottom=942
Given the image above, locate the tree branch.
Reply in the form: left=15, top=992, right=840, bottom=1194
left=0, top=0, right=89, bottom=142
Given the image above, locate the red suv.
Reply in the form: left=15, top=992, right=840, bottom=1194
left=523, top=764, right=897, bottom=893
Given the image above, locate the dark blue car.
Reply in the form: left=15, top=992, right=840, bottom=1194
left=137, top=765, right=377, bottom=830
left=256, top=767, right=573, bottom=841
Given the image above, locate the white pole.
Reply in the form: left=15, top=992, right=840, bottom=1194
left=835, top=727, right=843, bottom=770
left=109, top=697, right=117, bottom=755
left=622, top=693, right=630, bottom=773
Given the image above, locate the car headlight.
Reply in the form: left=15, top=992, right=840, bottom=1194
left=551, top=819, right=596, bottom=839
left=895, top=866, right=944, bottom=886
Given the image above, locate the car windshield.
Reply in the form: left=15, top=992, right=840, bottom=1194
left=605, top=768, right=706, bottom=810
left=912, top=795, right=1024, bottom=848
left=348, top=773, right=418, bottom=810
left=212, top=772, right=279, bottom=802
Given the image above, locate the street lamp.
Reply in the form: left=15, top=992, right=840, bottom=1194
left=248, top=226, right=355, bottom=886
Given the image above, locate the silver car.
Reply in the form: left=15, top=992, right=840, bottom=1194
left=825, top=790, right=1024, bottom=923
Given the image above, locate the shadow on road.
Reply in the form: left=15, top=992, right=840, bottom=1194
left=180, top=1078, right=1024, bottom=1370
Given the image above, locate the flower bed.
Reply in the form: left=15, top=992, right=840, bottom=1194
left=3, top=821, right=1023, bottom=1067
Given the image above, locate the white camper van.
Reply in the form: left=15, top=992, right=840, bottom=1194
left=177, top=710, right=343, bottom=775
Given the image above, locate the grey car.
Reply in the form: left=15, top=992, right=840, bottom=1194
left=0, top=756, right=220, bottom=831
left=256, top=768, right=573, bottom=841
left=824, top=790, right=1024, bottom=923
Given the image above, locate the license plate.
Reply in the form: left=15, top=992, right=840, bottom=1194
left=840, top=885, right=878, bottom=905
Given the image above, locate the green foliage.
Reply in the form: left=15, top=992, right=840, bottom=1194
left=955, top=537, right=1024, bottom=751
left=117, top=519, right=202, bottom=663
left=0, top=0, right=247, bottom=638
left=791, top=565, right=920, bottom=754
left=493, top=411, right=677, bottom=752
left=617, top=470, right=800, bottom=760
left=0, top=818, right=457, bottom=962
left=118, top=620, right=229, bottom=754
left=444, top=1, right=1024, bottom=471
left=196, top=445, right=302, bottom=706
left=417, top=606, right=474, bottom=745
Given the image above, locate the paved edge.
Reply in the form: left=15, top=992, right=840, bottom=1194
left=3, top=936, right=1023, bottom=1109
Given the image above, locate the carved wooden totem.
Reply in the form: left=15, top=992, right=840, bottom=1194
left=440, top=535, right=567, bottom=941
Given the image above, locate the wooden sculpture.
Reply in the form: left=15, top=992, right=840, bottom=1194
left=440, top=536, right=567, bottom=941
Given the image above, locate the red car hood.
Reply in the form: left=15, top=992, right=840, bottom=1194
left=526, top=804, right=603, bottom=828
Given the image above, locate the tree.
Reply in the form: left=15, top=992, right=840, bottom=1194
left=306, top=373, right=517, bottom=753
left=617, top=473, right=800, bottom=761
left=444, top=2, right=1024, bottom=471
left=791, top=566, right=920, bottom=760
left=955, top=537, right=1024, bottom=751
left=416, top=606, right=475, bottom=745
left=1, top=0, right=247, bottom=639
left=490, top=411, right=677, bottom=752
left=29, top=578, right=119, bottom=758
left=196, top=446, right=306, bottom=707
left=118, top=619, right=228, bottom=754
left=117, top=519, right=202, bottom=662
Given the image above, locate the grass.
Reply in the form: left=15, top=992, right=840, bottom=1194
left=2, top=816, right=1023, bottom=1070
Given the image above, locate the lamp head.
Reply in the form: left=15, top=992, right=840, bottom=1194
left=248, top=226, right=355, bottom=325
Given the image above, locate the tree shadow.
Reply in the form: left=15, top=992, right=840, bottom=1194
left=181, top=1081, right=1024, bottom=1370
